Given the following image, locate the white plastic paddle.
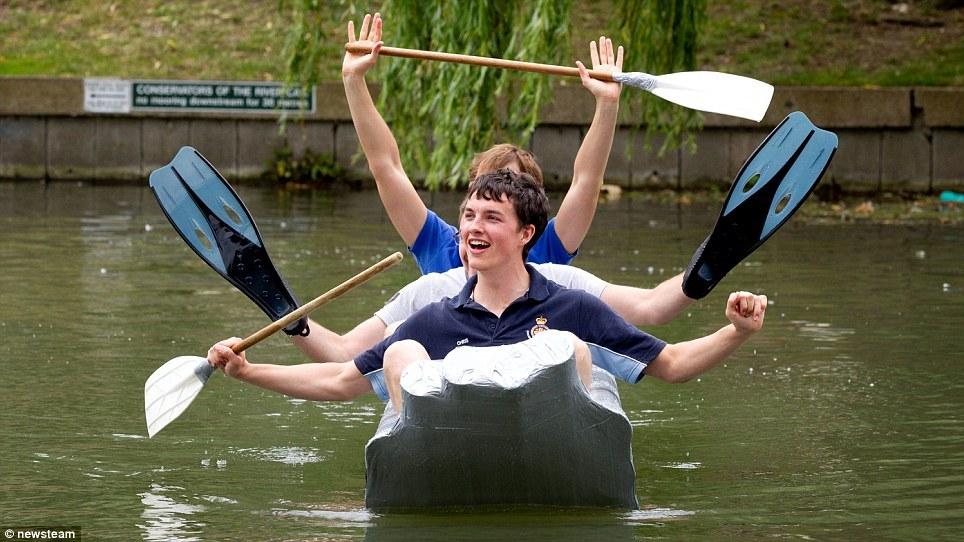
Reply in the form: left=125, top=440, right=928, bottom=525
left=145, top=252, right=403, bottom=438
left=345, top=42, right=774, bottom=122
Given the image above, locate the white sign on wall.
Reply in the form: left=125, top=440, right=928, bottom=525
left=84, top=79, right=132, bottom=113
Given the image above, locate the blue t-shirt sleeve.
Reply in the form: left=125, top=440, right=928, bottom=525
left=527, top=218, right=576, bottom=265
left=409, top=209, right=462, bottom=275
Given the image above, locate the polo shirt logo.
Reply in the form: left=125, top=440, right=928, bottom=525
left=528, top=316, right=550, bottom=338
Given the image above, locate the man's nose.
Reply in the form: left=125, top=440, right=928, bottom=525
left=462, top=215, right=482, bottom=232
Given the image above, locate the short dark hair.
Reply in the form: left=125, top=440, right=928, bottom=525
left=461, top=169, right=550, bottom=259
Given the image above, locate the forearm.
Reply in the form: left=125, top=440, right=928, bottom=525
left=554, top=98, right=619, bottom=252
left=292, top=317, right=387, bottom=363
left=343, top=75, right=402, bottom=172
left=573, top=98, right=619, bottom=183
left=648, top=324, right=754, bottom=383
left=342, top=74, right=425, bottom=245
left=237, top=360, right=367, bottom=401
left=290, top=319, right=352, bottom=362
left=601, top=273, right=694, bottom=327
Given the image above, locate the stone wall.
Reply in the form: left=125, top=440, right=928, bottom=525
left=1, top=77, right=961, bottom=192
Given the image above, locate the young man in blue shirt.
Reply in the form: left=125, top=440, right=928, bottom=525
left=208, top=170, right=768, bottom=411
left=342, top=12, right=623, bottom=274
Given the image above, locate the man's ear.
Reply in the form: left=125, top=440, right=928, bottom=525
left=519, top=224, right=536, bottom=246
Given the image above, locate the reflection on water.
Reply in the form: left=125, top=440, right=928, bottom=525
left=0, top=182, right=962, bottom=540
left=138, top=484, right=206, bottom=542
left=229, top=446, right=328, bottom=465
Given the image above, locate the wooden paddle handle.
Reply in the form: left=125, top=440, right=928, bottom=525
left=345, top=42, right=616, bottom=83
left=232, top=252, right=404, bottom=353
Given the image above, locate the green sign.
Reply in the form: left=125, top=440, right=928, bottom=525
left=131, top=81, right=314, bottom=113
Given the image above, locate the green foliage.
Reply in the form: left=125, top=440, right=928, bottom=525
left=267, top=144, right=343, bottom=186
left=614, top=0, right=706, bottom=155
left=379, top=0, right=573, bottom=189
left=280, top=0, right=355, bottom=90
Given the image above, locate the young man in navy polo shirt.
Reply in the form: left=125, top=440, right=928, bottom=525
left=207, top=170, right=768, bottom=411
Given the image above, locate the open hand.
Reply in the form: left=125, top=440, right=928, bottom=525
left=343, top=12, right=383, bottom=78
left=207, top=338, right=249, bottom=379
left=576, top=36, right=624, bottom=102
left=725, top=291, right=767, bottom=333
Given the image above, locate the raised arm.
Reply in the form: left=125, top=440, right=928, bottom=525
left=645, top=292, right=767, bottom=383
left=343, top=13, right=427, bottom=246
left=600, top=273, right=695, bottom=326
left=208, top=339, right=372, bottom=401
left=553, top=37, right=623, bottom=253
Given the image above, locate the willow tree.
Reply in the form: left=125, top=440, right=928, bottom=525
left=283, top=0, right=706, bottom=190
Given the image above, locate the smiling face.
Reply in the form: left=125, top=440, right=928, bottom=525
left=457, top=169, right=549, bottom=273
left=459, top=193, right=535, bottom=272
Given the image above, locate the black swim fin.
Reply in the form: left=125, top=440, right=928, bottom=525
left=682, top=111, right=838, bottom=299
left=149, top=147, right=309, bottom=336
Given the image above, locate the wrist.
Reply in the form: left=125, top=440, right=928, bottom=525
left=233, top=360, right=253, bottom=381
left=595, top=94, right=620, bottom=107
left=729, top=323, right=756, bottom=338
left=342, top=72, right=367, bottom=84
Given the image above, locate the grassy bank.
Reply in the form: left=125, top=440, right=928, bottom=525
left=2, top=1, right=961, bottom=85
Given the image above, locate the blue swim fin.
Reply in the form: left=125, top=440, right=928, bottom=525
left=149, top=147, right=308, bottom=335
left=682, top=112, right=838, bottom=299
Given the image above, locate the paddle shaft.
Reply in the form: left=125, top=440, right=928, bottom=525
left=345, top=42, right=616, bottom=82
left=231, top=252, right=403, bottom=353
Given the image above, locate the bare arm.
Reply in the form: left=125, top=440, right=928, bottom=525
left=600, top=273, right=694, bottom=327
left=644, top=292, right=767, bottom=383
left=553, top=37, right=623, bottom=253
left=208, top=341, right=372, bottom=401
left=343, top=13, right=426, bottom=246
left=289, top=316, right=388, bottom=363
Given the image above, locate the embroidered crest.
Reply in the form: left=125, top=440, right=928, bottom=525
left=528, top=316, right=550, bottom=338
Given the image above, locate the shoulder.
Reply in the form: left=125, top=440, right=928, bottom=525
left=410, top=210, right=460, bottom=274
left=391, top=298, right=453, bottom=340
left=404, top=298, right=454, bottom=323
left=415, top=268, right=469, bottom=303
left=534, top=262, right=597, bottom=282
left=528, top=219, right=575, bottom=265
left=410, top=268, right=465, bottom=294
left=533, top=263, right=607, bottom=298
left=549, top=285, right=610, bottom=313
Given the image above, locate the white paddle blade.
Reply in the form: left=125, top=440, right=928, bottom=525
left=616, top=71, right=774, bottom=122
left=145, top=355, right=215, bottom=438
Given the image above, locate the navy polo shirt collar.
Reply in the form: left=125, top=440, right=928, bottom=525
left=452, top=264, right=552, bottom=310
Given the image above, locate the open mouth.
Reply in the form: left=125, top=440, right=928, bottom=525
left=467, top=239, right=491, bottom=251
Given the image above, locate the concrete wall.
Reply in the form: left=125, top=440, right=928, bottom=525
left=1, top=77, right=962, bottom=192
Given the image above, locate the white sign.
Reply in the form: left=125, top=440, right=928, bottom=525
left=84, top=79, right=132, bottom=113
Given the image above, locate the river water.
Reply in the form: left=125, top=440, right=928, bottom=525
left=0, top=181, right=961, bottom=541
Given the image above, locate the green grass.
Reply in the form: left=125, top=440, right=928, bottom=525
left=1, top=0, right=961, bottom=85
left=0, top=1, right=303, bottom=80
left=700, top=0, right=964, bottom=86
